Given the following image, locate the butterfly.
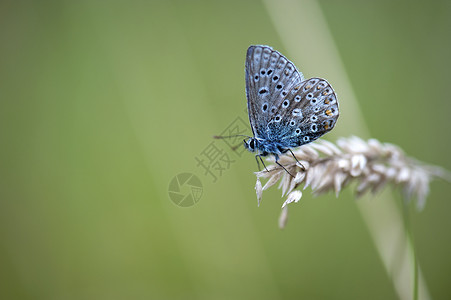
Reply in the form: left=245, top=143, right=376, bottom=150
left=243, top=45, right=339, bottom=174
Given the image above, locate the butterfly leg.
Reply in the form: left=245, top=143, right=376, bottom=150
left=288, top=149, right=305, bottom=171
left=255, top=155, right=261, bottom=171
left=274, top=154, right=295, bottom=178
left=255, top=154, right=269, bottom=172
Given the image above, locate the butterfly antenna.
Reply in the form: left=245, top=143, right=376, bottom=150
left=213, top=135, right=250, bottom=152
left=213, top=134, right=252, bottom=139
left=231, top=144, right=241, bottom=151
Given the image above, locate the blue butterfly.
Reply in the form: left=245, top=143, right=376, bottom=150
left=243, top=45, right=339, bottom=174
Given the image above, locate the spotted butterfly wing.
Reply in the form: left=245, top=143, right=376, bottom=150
left=245, top=45, right=338, bottom=151
left=278, top=78, right=339, bottom=147
left=245, top=45, right=304, bottom=139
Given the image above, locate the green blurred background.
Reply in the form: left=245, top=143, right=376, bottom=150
left=1, top=0, right=450, bottom=299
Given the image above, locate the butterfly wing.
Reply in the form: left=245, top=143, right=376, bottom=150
left=245, top=45, right=304, bottom=139
left=273, top=77, right=339, bottom=147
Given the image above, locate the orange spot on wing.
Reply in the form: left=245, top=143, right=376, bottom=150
left=325, top=109, right=333, bottom=116
left=324, top=99, right=330, bottom=104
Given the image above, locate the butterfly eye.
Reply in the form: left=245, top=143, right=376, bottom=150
left=249, top=139, right=255, bottom=149
left=294, top=95, right=301, bottom=102
left=261, top=103, right=268, bottom=112
left=274, top=115, right=282, bottom=122
left=282, top=100, right=289, bottom=108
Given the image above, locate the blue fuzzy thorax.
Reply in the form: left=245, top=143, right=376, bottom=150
left=244, top=137, right=288, bottom=159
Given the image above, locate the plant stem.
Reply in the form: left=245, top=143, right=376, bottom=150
left=402, top=203, right=418, bottom=300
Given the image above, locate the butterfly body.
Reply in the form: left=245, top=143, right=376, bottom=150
left=244, top=45, right=339, bottom=169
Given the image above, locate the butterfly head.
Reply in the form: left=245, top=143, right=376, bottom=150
left=244, top=138, right=257, bottom=153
